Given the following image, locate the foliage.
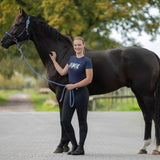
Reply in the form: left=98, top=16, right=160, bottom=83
left=0, top=41, right=45, bottom=78
left=0, top=74, right=25, bottom=89
left=0, top=73, right=48, bottom=89
left=41, top=0, right=160, bottom=43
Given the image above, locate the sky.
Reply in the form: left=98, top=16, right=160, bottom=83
left=110, top=7, right=160, bottom=58
left=110, top=30, right=160, bottom=58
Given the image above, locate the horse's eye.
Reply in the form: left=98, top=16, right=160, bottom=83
left=14, top=19, right=24, bottom=27
left=13, top=21, right=20, bottom=26
left=15, top=23, right=20, bottom=27
left=14, top=22, right=23, bottom=27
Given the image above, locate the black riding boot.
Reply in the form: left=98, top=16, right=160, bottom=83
left=68, top=142, right=78, bottom=155
left=67, top=142, right=78, bottom=155
left=71, top=145, right=85, bottom=155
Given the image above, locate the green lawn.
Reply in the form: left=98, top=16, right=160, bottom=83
left=94, top=97, right=140, bottom=111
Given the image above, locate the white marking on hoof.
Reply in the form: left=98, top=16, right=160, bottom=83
left=151, top=150, right=160, bottom=155
left=141, top=139, right=151, bottom=150
left=154, top=145, right=159, bottom=151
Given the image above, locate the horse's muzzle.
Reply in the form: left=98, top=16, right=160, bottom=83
left=1, top=35, right=15, bottom=49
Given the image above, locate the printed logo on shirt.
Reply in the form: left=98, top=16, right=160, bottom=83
left=69, top=63, right=80, bottom=69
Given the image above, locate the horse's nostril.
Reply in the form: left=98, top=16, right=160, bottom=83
left=1, top=39, right=3, bottom=44
left=1, top=36, right=8, bottom=44
left=1, top=37, right=5, bottom=43
left=1, top=37, right=5, bottom=44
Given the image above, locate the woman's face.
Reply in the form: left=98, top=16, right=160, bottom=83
left=73, top=40, right=85, bottom=55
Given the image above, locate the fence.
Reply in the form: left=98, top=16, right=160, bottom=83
left=89, top=87, right=137, bottom=111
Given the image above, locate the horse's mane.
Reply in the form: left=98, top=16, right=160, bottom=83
left=34, top=17, right=73, bottom=46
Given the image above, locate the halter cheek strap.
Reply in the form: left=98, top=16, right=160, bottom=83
left=25, top=16, right=30, bottom=35
left=5, top=16, right=30, bottom=48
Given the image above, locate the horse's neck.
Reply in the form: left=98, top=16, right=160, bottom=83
left=29, top=17, right=73, bottom=70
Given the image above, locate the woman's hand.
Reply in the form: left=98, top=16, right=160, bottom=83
left=49, top=51, right=57, bottom=62
left=49, top=51, right=68, bottom=76
left=66, top=84, right=75, bottom=90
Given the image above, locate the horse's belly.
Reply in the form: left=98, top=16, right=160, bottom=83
left=88, top=75, right=125, bottom=95
left=89, top=61, right=126, bottom=95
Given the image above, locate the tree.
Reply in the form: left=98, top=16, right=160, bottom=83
left=0, top=0, right=160, bottom=77
left=41, top=0, right=160, bottom=44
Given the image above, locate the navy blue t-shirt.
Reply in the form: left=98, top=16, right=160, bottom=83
left=68, top=56, right=92, bottom=84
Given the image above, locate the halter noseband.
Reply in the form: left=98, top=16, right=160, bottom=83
left=5, top=15, right=30, bottom=48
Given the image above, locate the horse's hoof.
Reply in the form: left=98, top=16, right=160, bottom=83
left=54, top=146, right=64, bottom=153
left=138, top=149, right=147, bottom=154
left=151, top=150, right=160, bottom=155
left=63, top=145, right=70, bottom=152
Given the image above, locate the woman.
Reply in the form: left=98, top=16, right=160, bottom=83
left=49, top=37, right=93, bottom=155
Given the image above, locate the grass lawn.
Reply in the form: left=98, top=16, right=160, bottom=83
left=94, top=97, right=140, bottom=111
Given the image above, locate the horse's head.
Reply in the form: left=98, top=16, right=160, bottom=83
left=1, top=8, right=30, bottom=49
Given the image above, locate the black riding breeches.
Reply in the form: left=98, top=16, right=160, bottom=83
left=62, top=87, right=89, bottom=147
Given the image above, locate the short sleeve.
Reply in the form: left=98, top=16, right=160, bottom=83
left=85, top=57, right=93, bottom=69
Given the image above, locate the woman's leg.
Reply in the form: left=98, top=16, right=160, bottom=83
left=72, top=87, right=89, bottom=155
left=61, top=91, right=77, bottom=151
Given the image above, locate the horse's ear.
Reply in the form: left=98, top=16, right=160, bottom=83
left=19, top=8, right=26, bottom=16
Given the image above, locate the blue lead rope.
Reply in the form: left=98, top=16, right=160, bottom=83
left=17, top=43, right=74, bottom=108
left=18, top=44, right=74, bottom=107
left=5, top=15, right=74, bottom=107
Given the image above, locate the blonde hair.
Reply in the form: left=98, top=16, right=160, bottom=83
left=73, top=36, right=85, bottom=44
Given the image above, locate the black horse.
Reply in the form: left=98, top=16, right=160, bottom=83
left=1, top=9, right=160, bottom=155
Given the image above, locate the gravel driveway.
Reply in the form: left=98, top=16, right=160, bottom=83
left=0, top=112, right=159, bottom=160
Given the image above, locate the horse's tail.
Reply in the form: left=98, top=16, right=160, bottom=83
left=154, top=54, right=160, bottom=145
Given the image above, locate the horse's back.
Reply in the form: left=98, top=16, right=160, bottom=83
left=122, top=47, right=159, bottom=93
left=85, top=47, right=160, bottom=95
left=85, top=48, right=126, bottom=94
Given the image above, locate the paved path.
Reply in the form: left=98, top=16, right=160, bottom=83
left=0, top=112, right=159, bottom=160
left=0, top=92, right=34, bottom=111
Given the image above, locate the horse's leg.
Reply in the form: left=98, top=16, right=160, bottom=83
left=151, top=120, right=160, bottom=155
left=140, top=95, right=154, bottom=154
left=54, top=102, right=70, bottom=153
left=133, top=92, right=153, bottom=154
left=152, top=107, right=160, bottom=154
left=151, top=80, right=160, bottom=155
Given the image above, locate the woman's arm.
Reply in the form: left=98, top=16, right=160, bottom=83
left=66, top=68, right=93, bottom=90
left=49, top=51, right=68, bottom=76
